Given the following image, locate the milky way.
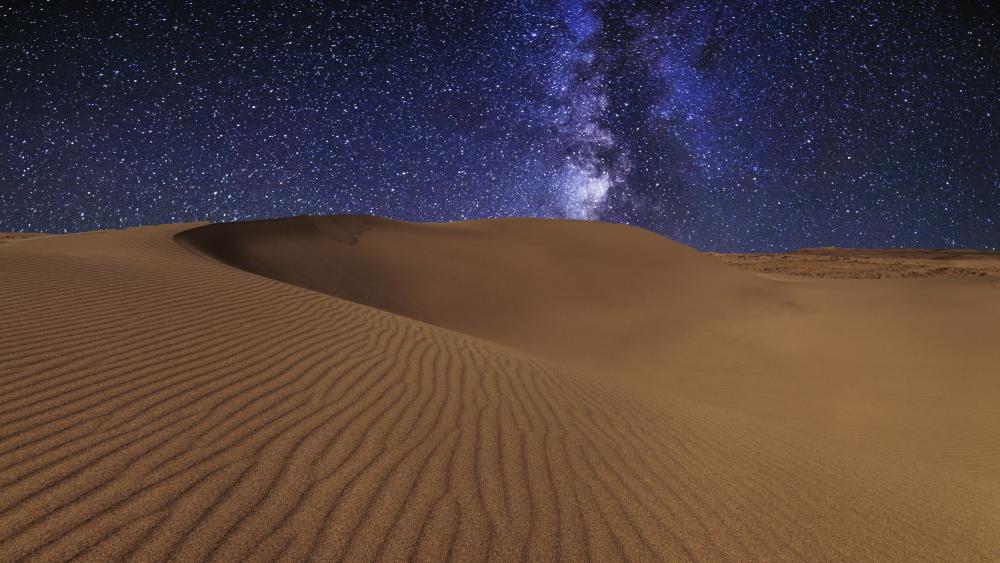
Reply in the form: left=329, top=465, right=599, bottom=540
left=2, top=1, right=997, bottom=251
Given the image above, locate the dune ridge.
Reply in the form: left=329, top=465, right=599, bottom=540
left=1, top=217, right=999, bottom=561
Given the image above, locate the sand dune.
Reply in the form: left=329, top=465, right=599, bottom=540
left=2, top=216, right=999, bottom=561
left=181, top=216, right=1000, bottom=481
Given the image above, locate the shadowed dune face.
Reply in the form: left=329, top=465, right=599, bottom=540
left=1, top=217, right=999, bottom=560
left=176, top=215, right=781, bottom=376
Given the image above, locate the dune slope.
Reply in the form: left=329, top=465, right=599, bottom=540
left=176, top=216, right=779, bottom=373
left=0, top=218, right=998, bottom=561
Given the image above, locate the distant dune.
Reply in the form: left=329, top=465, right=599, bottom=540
left=712, top=247, right=1000, bottom=278
left=0, top=233, right=47, bottom=243
left=2, top=216, right=999, bottom=561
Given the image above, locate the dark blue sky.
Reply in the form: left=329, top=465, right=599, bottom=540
left=2, top=0, right=997, bottom=251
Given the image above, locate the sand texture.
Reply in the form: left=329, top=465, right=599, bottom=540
left=2, top=216, right=999, bottom=561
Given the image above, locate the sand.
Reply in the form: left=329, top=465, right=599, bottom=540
left=1, top=216, right=998, bottom=561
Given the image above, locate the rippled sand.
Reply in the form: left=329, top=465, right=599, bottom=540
left=1, top=217, right=998, bottom=561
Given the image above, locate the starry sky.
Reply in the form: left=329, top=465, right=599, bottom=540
left=2, top=1, right=998, bottom=251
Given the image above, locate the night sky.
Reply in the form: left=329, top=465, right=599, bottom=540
left=2, top=1, right=997, bottom=251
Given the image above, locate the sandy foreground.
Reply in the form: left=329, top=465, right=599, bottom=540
left=1, top=216, right=998, bottom=561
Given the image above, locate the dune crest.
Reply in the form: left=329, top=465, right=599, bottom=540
left=1, top=217, right=998, bottom=561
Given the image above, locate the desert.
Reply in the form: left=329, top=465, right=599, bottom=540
left=1, top=215, right=998, bottom=561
